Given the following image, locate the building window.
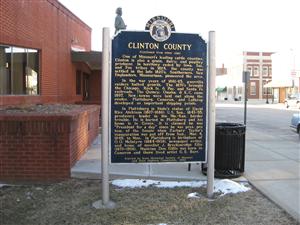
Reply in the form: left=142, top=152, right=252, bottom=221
left=250, top=82, right=256, bottom=95
left=262, top=66, right=268, bottom=76
left=76, top=70, right=81, bottom=95
left=0, top=45, right=39, bottom=95
left=263, top=80, right=271, bottom=95
left=253, top=66, right=259, bottom=76
left=263, top=87, right=271, bottom=95
left=247, top=67, right=252, bottom=76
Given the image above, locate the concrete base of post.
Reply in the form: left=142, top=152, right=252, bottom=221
left=92, top=200, right=117, bottom=209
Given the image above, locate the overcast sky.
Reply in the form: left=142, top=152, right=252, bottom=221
left=59, top=0, right=300, bottom=66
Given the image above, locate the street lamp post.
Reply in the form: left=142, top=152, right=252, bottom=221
left=266, top=79, right=269, bottom=104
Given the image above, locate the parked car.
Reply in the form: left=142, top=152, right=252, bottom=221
left=290, top=113, right=300, bottom=133
left=284, top=93, right=300, bottom=108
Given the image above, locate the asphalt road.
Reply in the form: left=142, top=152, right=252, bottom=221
left=216, top=104, right=299, bottom=140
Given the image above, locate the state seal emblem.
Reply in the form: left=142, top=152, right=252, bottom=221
left=145, top=16, right=175, bottom=42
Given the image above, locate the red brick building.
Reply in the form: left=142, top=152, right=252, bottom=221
left=243, top=51, right=273, bottom=100
left=0, top=0, right=101, bottom=181
left=0, top=0, right=101, bottom=106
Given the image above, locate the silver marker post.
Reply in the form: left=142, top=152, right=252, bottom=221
left=93, top=27, right=115, bottom=209
left=207, top=31, right=216, bottom=199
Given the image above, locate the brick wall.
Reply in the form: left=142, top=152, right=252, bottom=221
left=69, top=106, right=100, bottom=166
left=0, top=0, right=92, bottom=106
left=0, top=105, right=100, bottom=181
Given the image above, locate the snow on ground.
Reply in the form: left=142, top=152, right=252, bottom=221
left=187, top=192, right=201, bottom=199
left=214, top=179, right=250, bottom=196
left=112, top=179, right=251, bottom=196
left=112, top=179, right=206, bottom=188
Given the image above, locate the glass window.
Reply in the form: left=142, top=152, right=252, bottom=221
left=263, top=87, right=271, bottom=95
left=253, top=66, right=259, bottom=76
left=0, top=46, right=10, bottom=94
left=0, top=44, right=39, bottom=95
left=250, top=82, right=256, bottom=95
left=262, top=66, right=268, bottom=75
left=263, top=79, right=271, bottom=95
left=247, top=67, right=252, bottom=76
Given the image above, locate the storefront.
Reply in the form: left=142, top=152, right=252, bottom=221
left=264, top=80, right=294, bottom=103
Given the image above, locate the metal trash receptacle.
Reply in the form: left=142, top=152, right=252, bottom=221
left=202, top=122, right=246, bottom=178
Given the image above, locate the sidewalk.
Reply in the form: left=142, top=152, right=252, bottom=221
left=71, top=135, right=212, bottom=181
left=244, top=128, right=300, bottom=222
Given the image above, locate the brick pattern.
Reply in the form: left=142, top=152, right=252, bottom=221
left=0, top=0, right=92, bottom=106
left=69, top=107, right=100, bottom=166
left=0, top=105, right=100, bottom=181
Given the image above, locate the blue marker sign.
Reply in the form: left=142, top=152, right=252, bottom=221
left=111, top=29, right=207, bottom=163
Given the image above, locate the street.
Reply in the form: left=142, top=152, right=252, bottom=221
left=216, top=103, right=299, bottom=140
left=216, top=102, right=300, bottom=221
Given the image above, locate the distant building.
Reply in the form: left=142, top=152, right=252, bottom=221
left=216, top=51, right=274, bottom=102
left=216, top=65, right=244, bottom=101
left=243, top=51, right=273, bottom=101
left=216, top=64, right=227, bottom=76
left=265, top=50, right=300, bottom=103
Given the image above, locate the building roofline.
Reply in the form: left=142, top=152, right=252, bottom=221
left=48, top=0, right=92, bottom=31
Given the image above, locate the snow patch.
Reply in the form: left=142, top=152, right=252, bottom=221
left=112, top=179, right=206, bottom=188
left=187, top=192, right=201, bottom=199
left=214, top=179, right=250, bottom=196
left=112, top=179, right=251, bottom=196
left=0, top=184, right=8, bottom=188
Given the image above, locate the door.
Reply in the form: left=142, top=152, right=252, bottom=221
left=279, top=88, right=286, bottom=103
left=83, top=73, right=90, bottom=100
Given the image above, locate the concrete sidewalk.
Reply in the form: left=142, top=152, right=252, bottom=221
left=72, top=134, right=211, bottom=181
left=72, top=132, right=299, bottom=221
left=244, top=128, right=300, bottom=221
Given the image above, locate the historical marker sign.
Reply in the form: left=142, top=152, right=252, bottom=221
left=111, top=22, right=207, bottom=163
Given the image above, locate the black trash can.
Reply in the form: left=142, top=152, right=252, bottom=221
left=202, top=122, right=246, bottom=178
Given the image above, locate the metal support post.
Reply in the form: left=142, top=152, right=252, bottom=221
left=93, top=27, right=116, bottom=209
left=207, top=31, right=216, bottom=199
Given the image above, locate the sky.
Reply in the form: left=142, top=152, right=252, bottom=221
left=59, top=0, right=300, bottom=66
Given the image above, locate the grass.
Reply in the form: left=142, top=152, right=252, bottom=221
left=0, top=179, right=298, bottom=225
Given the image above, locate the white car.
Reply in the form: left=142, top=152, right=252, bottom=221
left=284, top=93, right=300, bottom=108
